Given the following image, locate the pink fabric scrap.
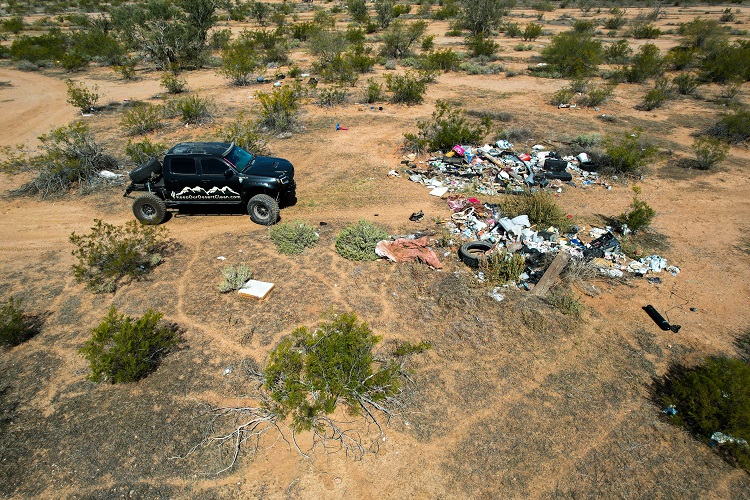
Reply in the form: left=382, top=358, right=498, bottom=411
left=375, top=237, right=443, bottom=269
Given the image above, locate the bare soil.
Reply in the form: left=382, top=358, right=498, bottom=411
left=1, top=5, right=749, bottom=499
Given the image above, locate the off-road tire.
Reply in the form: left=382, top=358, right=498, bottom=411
left=129, top=158, right=162, bottom=183
left=133, top=194, right=167, bottom=225
left=459, top=241, right=494, bottom=268
left=247, top=194, right=279, bottom=225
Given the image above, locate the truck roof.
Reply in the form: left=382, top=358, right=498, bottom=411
left=167, top=142, right=232, bottom=156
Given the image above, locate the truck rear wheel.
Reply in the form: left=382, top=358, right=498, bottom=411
left=133, top=194, right=166, bottom=225
left=247, top=194, right=279, bottom=225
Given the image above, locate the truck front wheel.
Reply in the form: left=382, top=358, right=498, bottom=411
left=247, top=194, right=279, bottom=225
left=133, top=194, right=167, bottom=225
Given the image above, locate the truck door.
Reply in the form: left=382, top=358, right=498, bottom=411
left=199, top=158, right=243, bottom=203
left=164, top=157, right=199, bottom=201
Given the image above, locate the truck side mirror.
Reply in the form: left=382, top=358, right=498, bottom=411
left=224, top=169, right=234, bottom=177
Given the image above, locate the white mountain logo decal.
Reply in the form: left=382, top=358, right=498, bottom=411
left=172, top=186, right=240, bottom=198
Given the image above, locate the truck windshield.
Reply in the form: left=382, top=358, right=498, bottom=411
left=224, top=145, right=254, bottom=172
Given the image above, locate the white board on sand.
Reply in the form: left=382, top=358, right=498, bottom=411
left=238, top=280, right=275, bottom=300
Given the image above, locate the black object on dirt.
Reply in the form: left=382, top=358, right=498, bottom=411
left=583, top=232, right=621, bottom=260
left=409, top=210, right=425, bottom=222
left=643, top=304, right=681, bottom=333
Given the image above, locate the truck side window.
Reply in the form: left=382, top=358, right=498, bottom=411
left=171, top=158, right=196, bottom=174
left=201, top=158, right=229, bottom=176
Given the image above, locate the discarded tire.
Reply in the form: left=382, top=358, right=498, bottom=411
left=129, top=158, right=162, bottom=183
left=459, top=241, right=494, bottom=268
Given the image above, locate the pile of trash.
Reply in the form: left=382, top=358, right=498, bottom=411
left=439, top=194, right=679, bottom=288
left=398, top=140, right=610, bottom=197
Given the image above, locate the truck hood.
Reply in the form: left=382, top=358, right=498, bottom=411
left=247, top=156, right=294, bottom=179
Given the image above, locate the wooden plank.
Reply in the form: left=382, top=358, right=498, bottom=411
left=531, top=251, right=571, bottom=296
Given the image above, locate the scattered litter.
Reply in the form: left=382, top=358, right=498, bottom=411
left=223, top=366, right=233, bottom=376
left=489, top=288, right=505, bottom=302
left=388, top=170, right=400, bottom=177
left=335, top=123, right=349, bottom=131
left=217, top=256, right=226, bottom=260
left=98, top=170, right=122, bottom=179
left=662, top=405, right=677, bottom=416
left=647, top=277, right=662, bottom=285
left=429, top=186, right=449, bottom=197
left=238, top=279, right=275, bottom=300
left=409, top=210, right=424, bottom=222
left=711, top=432, right=748, bottom=447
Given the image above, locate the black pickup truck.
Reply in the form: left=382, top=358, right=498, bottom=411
left=124, top=142, right=296, bottom=225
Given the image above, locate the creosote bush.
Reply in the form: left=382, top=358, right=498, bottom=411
left=66, top=79, right=99, bottom=112
left=500, top=190, right=573, bottom=233
left=335, top=220, right=388, bottom=261
left=619, top=186, right=655, bottom=233
left=218, top=111, right=270, bottom=155
left=404, top=99, right=491, bottom=153
left=256, top=84, right=302, bottom=133
left=125, top=137, right=167, bottom=166
left=654, top=356, right=750, bottom=471
left=269, top=220, right=319, bottom=255
left=0, top=297, right=35, bottom=348
left=80, top=307, right=179, bottom=383
left=160, top=72, right=188, bottom=94
left=70, top=219, right=169, bottom=293
left=120, top=103, right=163, bottom=135
left=166, top=94, right=213, bottom=125
left=706, top=108, right=750, bottom=144
left=603, top=129, right=658, bottom=174
left=693, top=136, right=729, bottom=170
left=481, top=250, right=525, bottom=285
left=10, top=122, right=117, bottom=198
left=265, top=311, right=401, bottom=432
left=218, top=264, right=253, bottom=293
left=385, top=70, right=432, bottom=105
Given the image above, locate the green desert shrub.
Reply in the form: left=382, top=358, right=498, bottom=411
left=630, top=21, right=661, bottom=39
left=269, top=220, right=319, bottom=255
left=625, top=43, right=664, bottom=83
left=218, top=112, right=270, bottom=155
left=654, top=356, right=750, bottom=471
left=705, top=108, right=750, bottom=144
left=166, top=95, right=213, bottom=125
left=640, top=77, right=673, bottom=111
left=124, top=137, right=167, bottom=166
left=335, top=220, right=388, bottom=261
left=404, top=99, right=491, bottom=153
left=481, top=250, right=526, bottom=285
left=0, top=297, right=36, bottom=348
left=160, top=72, right=188, bottom=94
left=12, top=122, right=117, bottom=198
left=364, top=78, right=384, bottom=103
left=693, top=136, right=730, bottom=170
left=316, top=87, right=348, bottom=107
left=541, top=30, right=602, bottom=78
left=120, top=103, right=164, bottom=135
left=256, top=85, right=302, bottom=132
left=603, top=129, right=658, bottom=174
left=218, top=264, right=253, bottom=293
left=619, top=186, right=655, bottom=232
left=264, top=311, right=401, bottom=432
left=419, top=48, right=461, bottom=72
left=385, top=70, right=431, bottom=105
left=69, top=219, right=169, bottom=293
left=80, top=307, right=180, bottom=383
left=603, top=39, right=632, bottom=65
left=465, top=34, right=497, bottom=58
left=66, top=79, right=99, bottom=112
left=673, top=72, right=699, bottom=96
left=500, top=190, right=573, bottom=233
left=547, top=288, right=583, bottom=317
left=522, top=22, right=543, bottom=42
